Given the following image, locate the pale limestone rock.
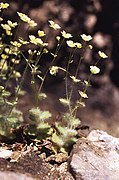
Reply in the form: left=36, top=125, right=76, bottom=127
left=70, top=130, right=119, bottom=180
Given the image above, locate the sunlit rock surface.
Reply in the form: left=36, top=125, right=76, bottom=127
left=70, top=130, right=119, bottom=180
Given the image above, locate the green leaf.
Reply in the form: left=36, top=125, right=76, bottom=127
left=29, top=107, right=41, bottom=121
left=62, top=113, right=80, bottom=128
left=0, top=97, right=5, bottom=105
left=64, top=128, right=77, bottom=137
left=2, top=90, right=11, bottom=97
left=0, top=109, right=23, bottom=140
left=52, top=132, right=64, bottom=147
left=69, top=118, right=81, bottom=128
left=64, top=137, right=77, bottom=147
left=60, top=147, right=67, bottom=154
left=37, top=122, right=50, bottom=129
left=55, top=123, right=67, bottom=135
left=25, top=124, right=37, bottom=136
left=29, top=107, right=52, bottom=122
left=59, top=98, right=70, bottom=106
left=39, top=110, right=52, bottom=121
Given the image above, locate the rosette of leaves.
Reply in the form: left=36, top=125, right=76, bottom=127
left=51, top=113, right=81, bottom=153
left=0, top=108, right=23, bottom=140
left=25, top=107, right=53, bottom=141
left=62, top=113, right=81, bottom=129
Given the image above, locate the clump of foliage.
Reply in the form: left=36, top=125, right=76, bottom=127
left=0, top=2, right=108, bottom=153
left=25, top=107, right=53, bottom=141
left=52, top=113, right=81, bottom=153
left=0, top=108, right=23, bottom=140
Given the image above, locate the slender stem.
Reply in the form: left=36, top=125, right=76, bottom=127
left=0, top=9, right=5, bottom=19
left=7, top=55, right=29, bottom=116
left=73, top=57, right=101, bottom=117
left=34, top=35, right=48, bottom=67
left=37, top=38, right=64, bottom=96
left=68, top=43, right=87, bottom=116
left=4, top=54, right=18, bottom=91
left=68, top=56, right=83, bottom=113
left=13, top=19, right=21, bottom=41
left=65, top=48, right=77, bottom=114
left=21, top=52, right=32, bottom=69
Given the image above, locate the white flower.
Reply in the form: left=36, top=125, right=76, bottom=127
left=79, top=91, right=88, bottom=98
left=56, top=36, right=60, bottom=41
left=28, top=20, right=37, bottom=27
left=90, top=65, right=100, bottom=74
left=38, top=30, right=46, bottom=37
left=61, top=30, right=72, bottom=39
left=49, top=20, right=61, bottom=30
left=70, top=76, right=81, bottom=83
left=74, top=42, right=82, bottom=48
left=1, top=24, right=11, bottom=31
left=88, top=45, right=93, bottom=49
left=98, top=51, right=108, bottom=59
left=7, top=20, right=18, bottom=28
left=59, top=98, right=70, bottom=106
left=0, top=3, right=9, bottom=9
left=11, top=41, right=22, bottom=47
left=81, top=34, right=92, bottom=41
left=66, top=40, right=76, bottom=48
left=29, top=35, right=43, bottom=45
left=50, top=66, right=59, bottom=75
left=19, top=38, right=29, bottom=45
left=17, top=12, right=30, bottom=23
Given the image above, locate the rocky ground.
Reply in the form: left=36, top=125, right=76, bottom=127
left=1, top=130, right=119, bottom=179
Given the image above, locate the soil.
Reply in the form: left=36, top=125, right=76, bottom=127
left=0, top=152, right=44, bottom=179
left=0, top=143, right=73, bottom=179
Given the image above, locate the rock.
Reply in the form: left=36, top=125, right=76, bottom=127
left=45, top=153, right=68, bottom=163
left=0, top=149, right=13, bottom=159
left=56, top=162, right=74, bottom=180
left=0, top=171, right=36, bottom=180
left=70, top=130, right=119, bottom=180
